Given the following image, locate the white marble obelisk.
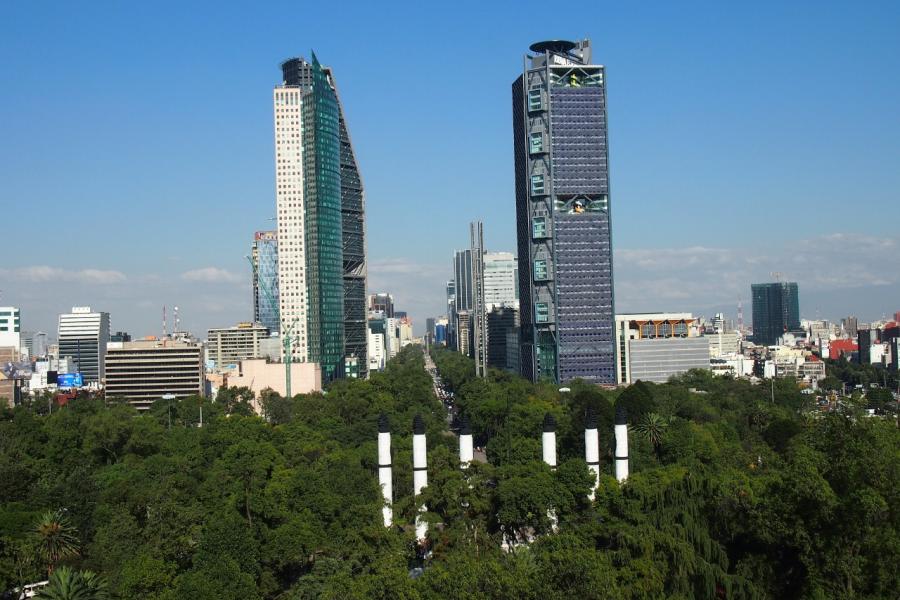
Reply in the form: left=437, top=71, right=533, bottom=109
left=584, top=408, right=600, bottom=499
left=615, top=406, right=629, bottom=483
left=459, top=415, right=474, bottom=468
left=412, top=414, right=428, bottom=542
left=377, top=414, right=393, bottom=527
left=542, top=413, right=557, bottom=469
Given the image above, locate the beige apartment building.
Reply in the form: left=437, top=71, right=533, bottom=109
left=224, top=359, right=321, bottom=412
left=207, top=323, right=271, bottom=368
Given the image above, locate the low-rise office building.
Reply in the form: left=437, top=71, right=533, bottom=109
left=615, top=313, right=710, bottom=384
left=710, top=353, right=755, bottom=377
left=207, top=323, right=270, bottom=369
left=709, top=331, right=741, bottom=357
left=798, top=355, right=826, bottom=385
left=105, top=339, right=204, bottom=410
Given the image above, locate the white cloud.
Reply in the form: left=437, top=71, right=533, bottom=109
left=614, top=232, right=900, bottom=312
left=368, top=258, right=448, bottom=328
left=180, top=267, right=243, bottom=284
left=369, top=258, right=445, bottom=277
left=0, top=265, right=126, bottom=284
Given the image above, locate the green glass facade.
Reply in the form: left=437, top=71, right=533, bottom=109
left=304, top=54, right=345, bottom=381
left=278, top=53, right=368, bottom=382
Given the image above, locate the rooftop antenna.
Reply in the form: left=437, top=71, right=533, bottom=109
left=163, top=305, right=167, bottom=338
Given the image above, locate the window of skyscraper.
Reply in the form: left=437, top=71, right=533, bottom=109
left=534, top=259, right=548, bottom=281
left=529, top=132, right=544, bottom=154
left=528, top=88, right=543, bottom=111
left=530, top=174, right=545, bottom=195
left=533, top=216, right=547, bottom=238
left=536, top=303, right=549, bottom=323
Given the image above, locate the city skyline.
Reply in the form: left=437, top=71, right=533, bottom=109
left=3, top=1, right=900, bottom=337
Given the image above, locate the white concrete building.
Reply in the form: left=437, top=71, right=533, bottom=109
left=58, top=307, right=110, bottom=384
left=710, top=353, right=755, bottom=377
left=868, top=343, right=887, bottom=365
left=482, top=252, right=518, bottom=311
left=798, top=356, right=826, bottom=385
left=709, top=331, right=741, bottom=357
left=0, top=307, right=21, bottom=352
left=615, top=313, right=710, bottom=384
left=207, top=323, right=271, bottom=369
left=273, top=84, right=308, bottom=362
left=385, top=317, right=401, bottom=359
left=368, top=330, right=386, bottom=372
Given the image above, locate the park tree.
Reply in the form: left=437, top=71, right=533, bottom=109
left=36, top=566, right=109, bottom=600
left=34, top=510, right=80, bottom=576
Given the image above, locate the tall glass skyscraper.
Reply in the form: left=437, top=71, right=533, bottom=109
left=251, top=231, right=279, bottom=334
left=751, top=282, right=800, bottom=346
left=275, top=53, right=367, bottom=381
left=58, top=306, right=110, bottom=384
left=483, top=251, right=519, bottom=310
left=513, top=39, right=616, bottom=384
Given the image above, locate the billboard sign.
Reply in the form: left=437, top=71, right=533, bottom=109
left=57, top=373, right=84, bottom=388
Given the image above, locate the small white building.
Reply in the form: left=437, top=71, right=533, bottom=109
left=868, top=344, right=887, bottom=365
left=709, top=331, right=741, bottom=357
left=710, top=353, right=754, bottom=377
left=368, top=330, right=386, bottom=372
left=0, top=307, right=22, bottom=354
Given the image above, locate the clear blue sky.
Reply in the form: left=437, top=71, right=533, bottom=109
left=2, top=0, right=899, bottom=337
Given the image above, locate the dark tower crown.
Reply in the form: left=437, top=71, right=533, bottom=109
left=378, top=413, right=390, bottom=433
left=543, top=412, right=557, bottom=433
left=529, top=40, right=577, bottom=54
left=615, top=405, right=628, bottom=425
left=413, top=414, right=426, bottom=435
left=585, top=407, right=597, bottom=429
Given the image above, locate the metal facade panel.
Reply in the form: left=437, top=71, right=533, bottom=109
left=628, top=337, right=711, bottom=383
left=554, top=211, right=615, bottom=383
left=549, top=86, right=608, bottom=196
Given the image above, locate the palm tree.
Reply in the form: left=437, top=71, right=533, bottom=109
left=35, top=566, right=109, bottom=600
left=35, top=510, right=80, bottom=576
left=632, top=412, right=669, bottom=460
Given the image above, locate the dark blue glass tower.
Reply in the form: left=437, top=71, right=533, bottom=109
left=751, top=282, right=800, bottom=346
left=513, top=40, right=616, bottom=384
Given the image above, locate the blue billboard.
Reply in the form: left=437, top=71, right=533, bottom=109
left=57, top=373, right=84, bottom=388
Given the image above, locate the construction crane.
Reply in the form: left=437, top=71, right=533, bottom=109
left=246, top=255, right=300, bottom=399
